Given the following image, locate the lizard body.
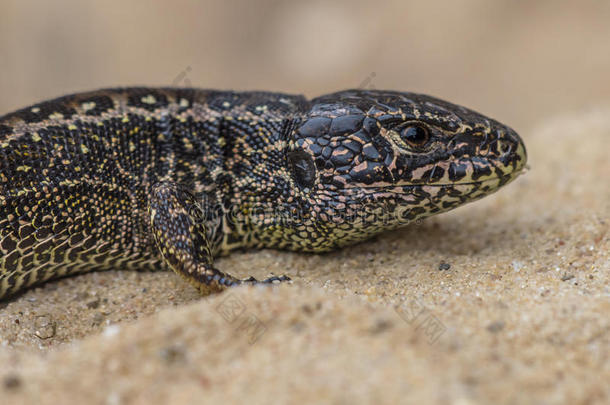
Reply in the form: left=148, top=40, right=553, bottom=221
left=0, top=88, right=526, bottom=299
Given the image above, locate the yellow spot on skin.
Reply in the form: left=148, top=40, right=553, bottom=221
left=129, top=141, right=136, bottom=152
left=122, top=116, right=130, bottom=123
left=81, top=144, right=90, bottom=154
left=31, top=132, right=41, bottom=142
left=31, top=107, right=40, bottom=113
left=141, top=95, right=156, bottom=104
left=68, top=124, right=77, bottom=130
left=17, top=166, right=31, bottom=172
left=82, top=102, right=96, bottom=112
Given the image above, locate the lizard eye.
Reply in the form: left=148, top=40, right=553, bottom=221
left=399, top=123, right=430, bottom=149
left=288, top=150, right=316, bottom=189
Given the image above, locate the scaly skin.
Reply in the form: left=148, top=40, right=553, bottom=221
left=0, top=88, right=527, bottom=299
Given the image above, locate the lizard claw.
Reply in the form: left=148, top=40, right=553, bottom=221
left=240, top=274, right=291, bottom=285
left=262, top=274, right=291, bottom=284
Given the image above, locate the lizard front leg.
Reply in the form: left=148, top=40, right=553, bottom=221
left=148, top=182, right=289, bottom=295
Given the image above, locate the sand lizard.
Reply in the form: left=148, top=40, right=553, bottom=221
left=0, top=88, right=527, bottom=299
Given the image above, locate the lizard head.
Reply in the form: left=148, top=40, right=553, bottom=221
left=246, top=89, right=527, bottom=252
left=238, top=90, right=527, bottom=251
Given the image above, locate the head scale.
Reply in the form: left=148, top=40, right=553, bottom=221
left=250, top=89, right=527, bottom=252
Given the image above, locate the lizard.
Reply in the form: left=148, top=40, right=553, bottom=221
left=0, top=88, right=527, bottom=299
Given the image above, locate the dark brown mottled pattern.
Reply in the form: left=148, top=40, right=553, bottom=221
left=0, top=88, right=527, bottom=299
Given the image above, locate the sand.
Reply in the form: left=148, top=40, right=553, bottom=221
left=0, top=108, right=608, bottom=405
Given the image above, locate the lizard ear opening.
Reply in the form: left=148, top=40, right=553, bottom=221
left=287, top=149, right=316, bottom=189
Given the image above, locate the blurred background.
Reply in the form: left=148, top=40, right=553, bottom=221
left=2, top=0, right=610, bottom=134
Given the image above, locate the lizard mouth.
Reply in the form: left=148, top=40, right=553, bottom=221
left=350, top=161, right=527, bottom=193
left=337, top=135, right=528, bottom=194
left=355, top=169, right=526, bottom=189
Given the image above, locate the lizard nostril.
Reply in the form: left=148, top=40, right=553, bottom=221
left=503, top=128, right=523, bottom=147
